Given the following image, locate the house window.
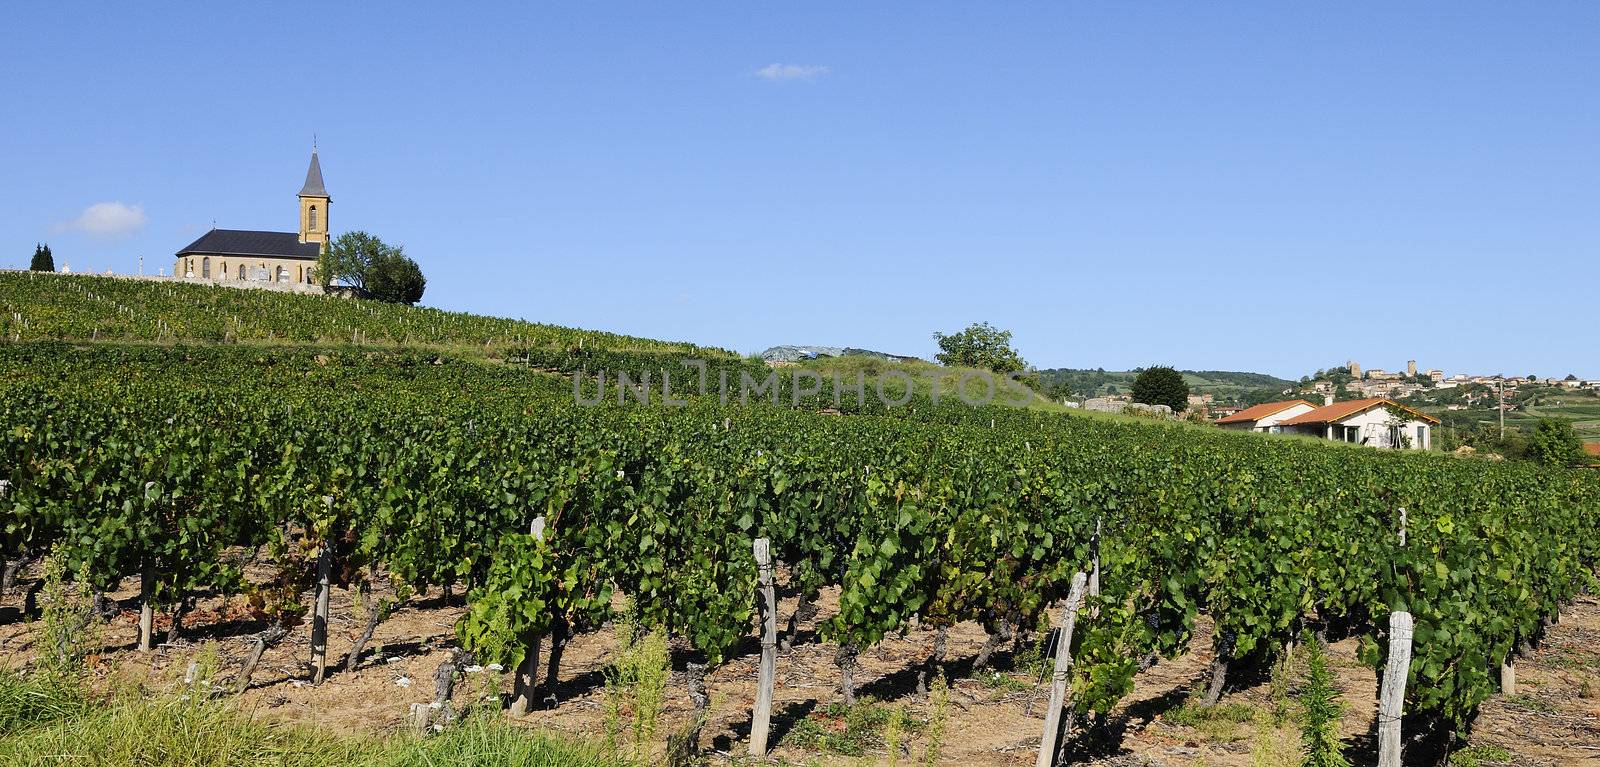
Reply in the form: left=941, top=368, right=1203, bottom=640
left=276, top=266, right=287, bottom=282
left=219, top=261, right=227, bottom=279
left=238, top=264, right=246, bottom=279
left=309, top=206, right=318, bottom=230
left=1417, top=425, right=1426, bottom=447
left=201, top=257, right=210, bottom=278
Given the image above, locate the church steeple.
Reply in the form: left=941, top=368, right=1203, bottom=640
left=297, top=148, right=330, bottom=245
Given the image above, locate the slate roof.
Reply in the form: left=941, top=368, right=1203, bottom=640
left=298, top=151, right=328, bottom=197
left=1215, top=399, right=1314, bottom=425
left=175, top=229, right=321, bottom=260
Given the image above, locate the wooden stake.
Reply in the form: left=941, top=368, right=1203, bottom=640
left=1500, top=659, right=1516, bottom=696
left=1089, top=517, right=1102, bottom=602
left=509, top=632, right=543, bottom=716
left=1035, top=572, right=1088, bottom=767
left=749, top=538, right=777, bottom=756
left=137, top=563, right=156, bottom=652
left=1377, top=611, right=1413, bottom=767
left=310, top=540, right=332, bottom=684
left=1398, top=507, right=1407, bottom=547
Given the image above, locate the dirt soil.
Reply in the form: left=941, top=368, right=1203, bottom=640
left=3, top=567, right=1597, bottom=766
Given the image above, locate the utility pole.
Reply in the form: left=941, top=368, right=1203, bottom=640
left=1498, top=378, right=1505, bottom=439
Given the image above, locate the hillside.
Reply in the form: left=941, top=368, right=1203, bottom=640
left=3, top=270, right=1598, bottom=767
left=0, top=271, right=728, bottom=356
left=1036, top=366, right=1295, bottom=401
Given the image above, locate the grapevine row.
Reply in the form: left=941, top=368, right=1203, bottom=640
left=0, top=343, right=1596, bottom=735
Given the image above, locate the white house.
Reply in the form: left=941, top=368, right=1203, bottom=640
left=1215, top=399, right=1318, bottom=433
left=1276, top=397, right=1437, bottom=450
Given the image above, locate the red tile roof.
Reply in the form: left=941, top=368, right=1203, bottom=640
left=1216, top=399, right=1314, bottom=425
left=1584, top=442, right=1600, bottom=456
left=1278, top=397, right=1440, bottom=426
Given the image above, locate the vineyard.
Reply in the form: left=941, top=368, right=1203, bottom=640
left=0, top=276, right=1598, bottom=764
left=0, top=271, right=722, bottom=354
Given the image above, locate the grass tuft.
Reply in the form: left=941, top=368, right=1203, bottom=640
left=0, top=672, right=630, bottom=767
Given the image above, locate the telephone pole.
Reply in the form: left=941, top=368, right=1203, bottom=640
left=1498, top=378, right=1505, bottom=439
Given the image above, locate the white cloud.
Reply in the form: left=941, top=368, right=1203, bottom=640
left=66, top=201, right=147, bottom=238
left=755, top=63, right=830, bottom=82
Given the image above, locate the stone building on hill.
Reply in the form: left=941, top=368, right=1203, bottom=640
left=174, top=150, right=330, bottom=287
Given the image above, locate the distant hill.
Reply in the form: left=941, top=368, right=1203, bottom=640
left=1036, top=367, right=1295, bottom=402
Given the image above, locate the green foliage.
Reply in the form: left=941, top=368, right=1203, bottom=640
left=1166, top=699, right=1257, bottom=742
left=932, top=321, right=1027, bottom=373
left=0, top=340, right=1597, bottom=738
left=922, top=674, right=948, bottom=767
left=318, top=231, right=426, bottom=304
left=0, top=669, right=85, bottom=737
left=387, top=708, right=631, bottom=767
left=1131, top=365, right=1189, bottom=412
left=36, top=552, right=98, bottom=683
left=1527, top=418, right=1582, bottom=467
left=1298, top=636, right=1348, bottom=767
left=0, top=674, right=630, bottom=767
left=602, top=622, right=670, bottom=761
left=317, top=231, right=385, bottom=289
left=787, top=698, right=924, bottom=757
left=366, top=249, right=427, bottom=305
left=1039, top=367, right=1294, bottom=402
left=1448, top=745, right=1513, bottom=767
left=0, top=272, right=719, bottom=353
left=29, top=244, right=54, bottom=273
left=456, top=534, right=556, bottom=667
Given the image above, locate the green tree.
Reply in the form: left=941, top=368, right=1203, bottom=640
left=931, top=322, right=1027, bottom=374
left=30, top=243, right=55, bottom=272
left=366, top=250, right=427, bottom=305
left=1527, top=418, right=1582, bottom=467
left=316, top=231, right=390, bottom=290
left=1131, top=365, right=1189, bottom=412
left=316, top=232, right=426, bottom=304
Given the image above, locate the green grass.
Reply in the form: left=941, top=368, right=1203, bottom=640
left=0, top=671, right=630, bottom=767
left=0, top=670, right=87, bottom=737
left=1501, top=693, right=1557, bottom=714
left=786, top=699, right=923, bottom=757
left=1162, top=699, right=1260, bottom=743
left=1449, top=744, right=1514, bottom=767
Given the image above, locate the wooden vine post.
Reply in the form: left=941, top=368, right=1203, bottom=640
left=1035, top=571, right=1088, bottom=767
left=310, top=495, right=334, bottom=684
left=137, top=562, right=156, bottom=652
left=749, top=537, right=777, bottom=756
left=509, top=635, right=543, bottom=716
left=510, top=516, right=548, bottom=717
left=1377, top=610, right=1414, bottom=767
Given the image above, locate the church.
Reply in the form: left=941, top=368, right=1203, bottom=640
left=174, top=150, right=331, bottom=285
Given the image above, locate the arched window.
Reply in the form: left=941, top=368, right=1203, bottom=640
left=219, top=261, right=227, bottom=279
left=276, top=266, right=287, bottom=283
left=238, top=264, right=246, bottom=279
left=309, top=206, right=318, bottom=230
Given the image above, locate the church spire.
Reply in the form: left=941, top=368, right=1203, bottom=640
left=298, top=149, right=327, bottom=197
left=297, top=147, right=330, bottom=245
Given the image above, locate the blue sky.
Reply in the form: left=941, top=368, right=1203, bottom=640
left=3, top=2, right=1596, bottom=377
